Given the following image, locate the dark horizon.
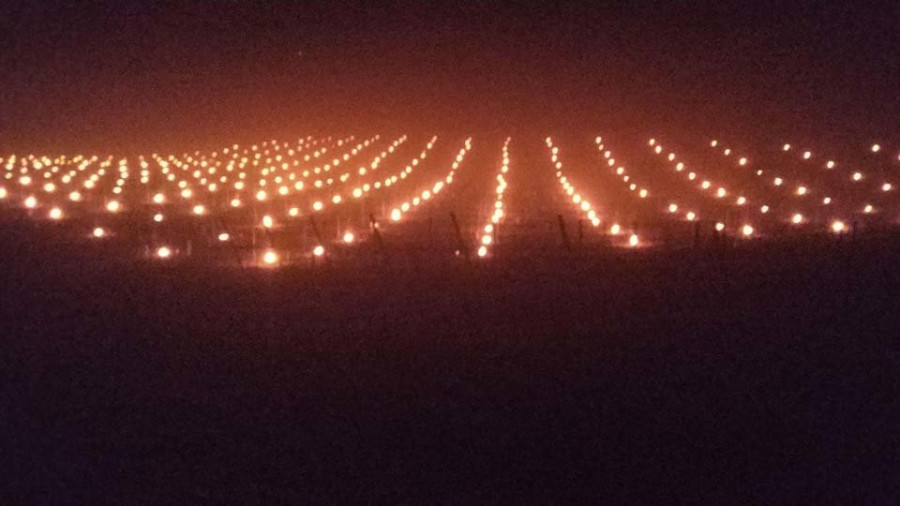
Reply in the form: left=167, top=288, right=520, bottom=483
left=1, top=1, right=898, bottom=153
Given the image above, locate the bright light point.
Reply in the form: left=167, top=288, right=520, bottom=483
left=791, top=213, right=803, bottom=224
left=0, top=187, right=6, bottom=199
left=48, top=207, right=63, bottom=220
left=230, top=198, right=241, bottom=207
left=313, top=245, right=325, bottom=257
left=261, top=215, right=274, bottom=228
left=826, top=161, right=835, bottom=169
left=69, top=191, right=81, bottom=201
left=477, top=245, right=488, bottom=258
left=736, top=196, right=747, bottom=205
left=610, top=224, right=621, bottom=235
left=796, top=186, right=807, bottom=195
left=738, top=157, right=747, bottom=166
left=852, top=172, right=863, bottom=181
left=716, top=187, right=726, bottom=198
left=153, top=193, right=165, bottom=204
left=288, top=207, right=299, bottom=217
left=686, top=212, right=696, bottom=221
left=823, top=197, right=832, bottom=205
left=831, top=221, right=845, bottom=233
left=863, top=204, right=874, bottom=214
left=742, top=225, right=754, bottom=237
left=872, top=144, right=881, bottom=152
left=803, top=151, right=811, bottom=159
left=153, top=213, right=164, bottom=223
left=649, top=139, right=656, bottom=146
left=256, top=190, right=267, bottom=201
left=774, top=178, right=783, bottom=186
left=312, top=201, right=324, bottom=211
left=628, top=234, right=639, bottom=247
left=481, top=235, right=493, bottom=245
left=156, top=246, right=172, bottom=259
left=761, top=205, right=770, bottom=214
left=92, top=227, right=105, bottom=238
left=882, top=183, right=892, bottom=192
left=711, top=140, right=718, bottom=147
left=715, top=222, right=725, bottom=232
left=783, top=144, right=791, bottom=151
left=218, top=232, right=230, bottom=242
left=668, top=203, right=678, bottom=213
left=106, top=200, right=120, bottom=212
left=343, top=232, right=355, bottom=244
left=262, top=250, right=279, bottom=265
left=639, top=189, right=648, bottom=198
left=192, top=204, right=205, bottom=215
left=390, top=208, right=402, bottom=222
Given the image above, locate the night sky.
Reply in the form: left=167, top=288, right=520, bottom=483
left=1, top=1, right=897, bottom=152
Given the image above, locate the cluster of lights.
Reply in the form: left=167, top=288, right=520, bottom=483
left=706, top=138, right=840, bottom=226
left=476, top=139, right=511, bottom=258
left=389, top=138, right=473, bottom=224
left=710, top=138, right=863, bottom=231
left=2, top=135, right=432, bottom=265
left=548, top=137, right=640, bottom=246
left=779, top=141, right=891, bottom=215
left=661, top=139, right=750, bottom=209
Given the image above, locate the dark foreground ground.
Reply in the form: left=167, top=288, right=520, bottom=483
left=2, top=221, right=899, bottom=505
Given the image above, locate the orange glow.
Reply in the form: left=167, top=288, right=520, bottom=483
left=262, top=249, right=279, bottom=265
left=831, top=221, right=845, bottom=233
